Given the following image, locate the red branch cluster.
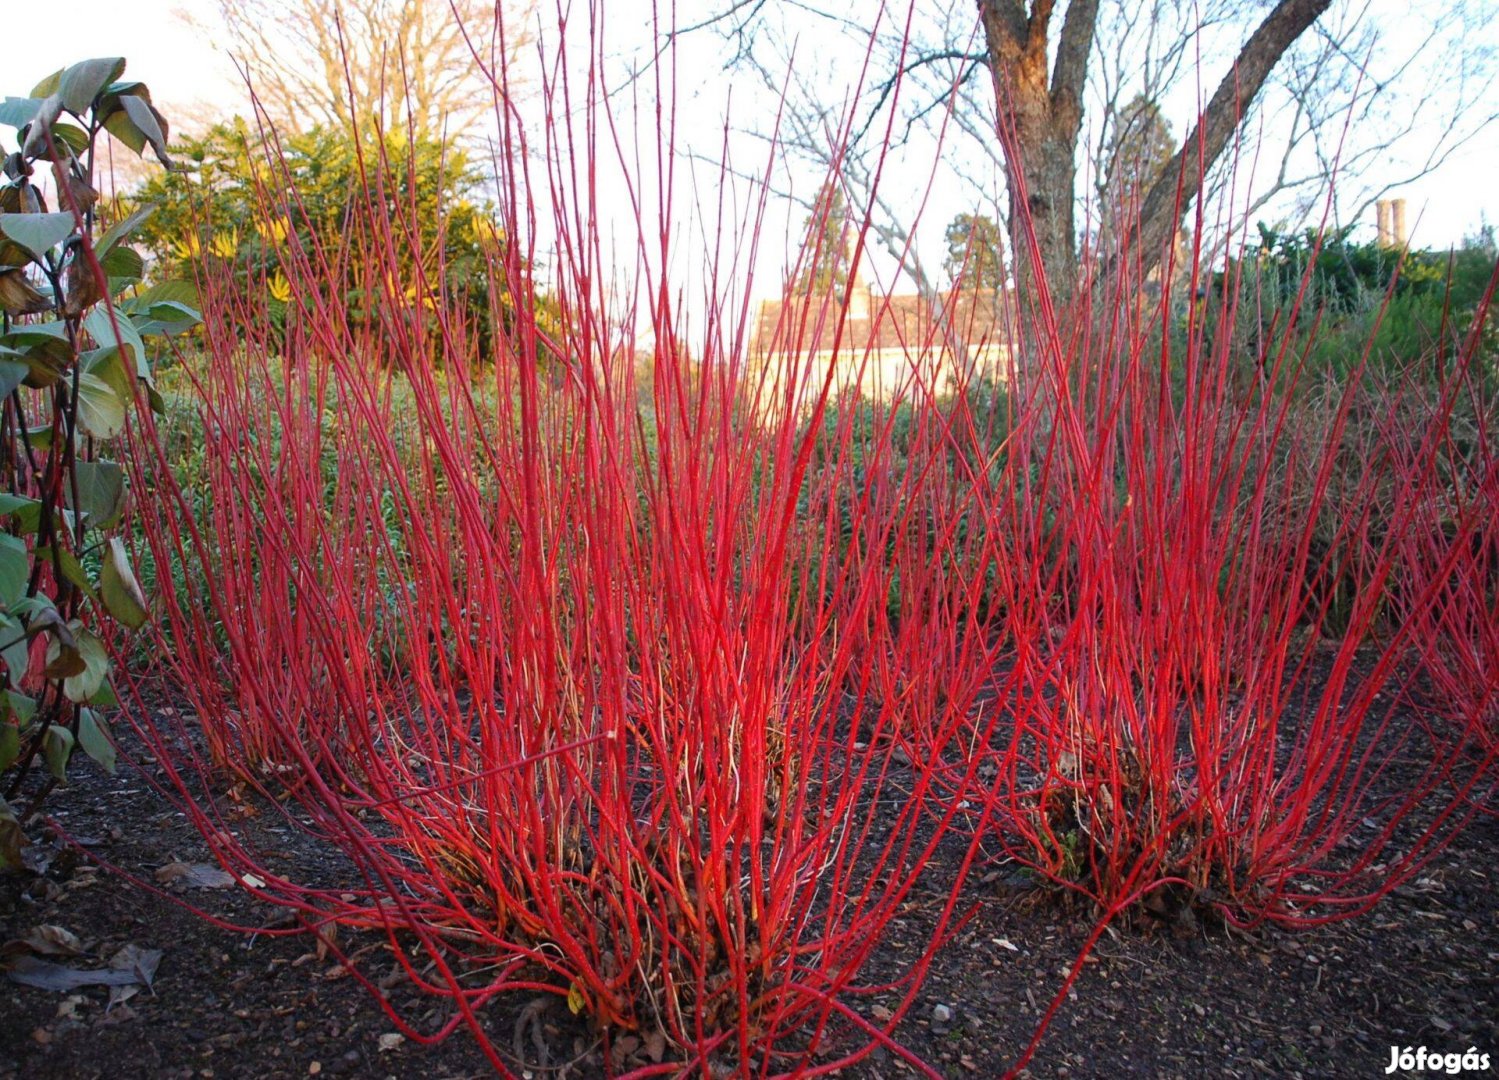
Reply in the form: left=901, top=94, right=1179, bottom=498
left=104, top=11, right=1497, bottom=1078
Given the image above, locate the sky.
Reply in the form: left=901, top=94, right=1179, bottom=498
left=5, top=0, right=1496, bottom=309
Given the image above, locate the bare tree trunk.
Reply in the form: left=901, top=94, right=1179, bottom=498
left=978, top=0, right=1331, bottom=301
left=978, top=0, right=1100, bottom=304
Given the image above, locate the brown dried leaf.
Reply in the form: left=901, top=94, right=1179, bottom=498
left=20, top=925, right=84, bottom=957
left=154, top=861, right=235, bottom=889
left=0, top=269, right=50, bottom=315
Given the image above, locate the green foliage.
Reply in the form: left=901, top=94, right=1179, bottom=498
left=1102, top=95, right=1174, bottom=202
left=1170, top=222, right=1497, bottom=642
left=797, top=183, right=851, bottom=295
left=0, top=59, right=199, bottom=867
left=129, top=119, right=525, bottom=355
left=1196, top=223, right=1497, bottom=387
left=1099, top=94, right=1174, bottom=246
left=944, top=213, right=1005, bottom=292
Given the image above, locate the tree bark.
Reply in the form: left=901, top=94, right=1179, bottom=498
left=1130, top=0, right=1333, bottom=280
left=978, top=0, right=1100, bottom=305
left=977, top=0, right=1332, bottom=298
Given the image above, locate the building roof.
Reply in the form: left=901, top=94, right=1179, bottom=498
left=750, top=284, right=1013, bottom=359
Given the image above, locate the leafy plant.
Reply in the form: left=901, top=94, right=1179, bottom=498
left=1195, top=224, right=1497, bottom=387
left=129, top=118, right=557, bottom=360
left=0, top=58, right=198, bottom=867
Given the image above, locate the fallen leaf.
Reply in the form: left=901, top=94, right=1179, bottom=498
left=7, top=956, right=143, bottom=992
left=20, top=925, right=84, bottom=956
left=155, top=862, right=235, bottom=888
left=108, top=943, right=162, bottom=988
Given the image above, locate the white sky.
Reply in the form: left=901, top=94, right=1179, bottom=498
left=6, top=0, right=1495, bottom=313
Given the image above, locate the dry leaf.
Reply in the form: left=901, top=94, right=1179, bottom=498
left=108, top=943, right=162, bottom=988
left=0, top=269, right=50, bottom=315
left=21, top=925, right=84, bottom=957
left=155, top=862, right=235, bottom=888
left=7, top=956, right=141, bottom=992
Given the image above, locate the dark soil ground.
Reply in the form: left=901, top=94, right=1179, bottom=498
left=2, top=695, right=1496, bottom=1080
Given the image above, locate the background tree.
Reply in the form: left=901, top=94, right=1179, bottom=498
left=694, top=1, right=1494, bottom=305
left=131, top=119, right=513, bottom=349
left=796, top=183, right=853, bottom=294
left=187, top=0, right=536, bottom=140
left=976, top=0, right=1335, bottom=297
left=1097, top=93, right=1174, bottom=250
left=944, top=212, right=1006, bottom=292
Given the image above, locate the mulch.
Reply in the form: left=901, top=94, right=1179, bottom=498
left=2, top=697, right=1495, bottom=1080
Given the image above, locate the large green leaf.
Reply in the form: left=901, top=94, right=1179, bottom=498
left=103, top=80, right=147, bottom=99
left=1, top=494, right=48, bottom=536
left=4, top=690, right=35, bottom=725
left=100, top=538, right=148, bottom=629
left=120, top=95, right=170, bottom=167
left=60, top=58, right=126, bottom=115
left=43, top=724, right=73, bottom=780
left=129, top=304, right=201, bottom=339
left=100, top=244, right=144, bottom=287
left=77, top=708, right=115, bottom=774
left=0, top=323, right=74, bottom=385
left=0, top=358, right=27, bottom=399
left=0, top=98, right=43, bottom=130
left=30, top=70, right=64, bottom=99
left=124, top=278, right=194, bottom=309
left=82, top=345, right=133, bottom=396
left=77, top=347, right=132, bottom=438
left=0, top=213, right=76, bottom=262
left=1, top=322, right=74, bottom=386
left=1, top=320, right=68, bottom=345
left=69, top=460, right=125, bottom=529
left=131, top=299, right=200, bottom=323
left=99, top=84, right=156, bottom=158
left=76, top=371, right=126, bottom=439
left=38, top=544, right=96, bottom=603
left=95, top=203, right=156, bottom=258
left=62, top=626, right=109, bottom=703
left=82, top=302, right=146, bottom=369
left=0, top=494, right=37, bottom=519
left=123, top=281, right=201, bottom=338
left=102, top=109, right=147, bottom=156
left=49, top=123, right=91, bottom=156
left=0, top=534, right=28, bottom=608
left=0, top=613, right=27, bottom=681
